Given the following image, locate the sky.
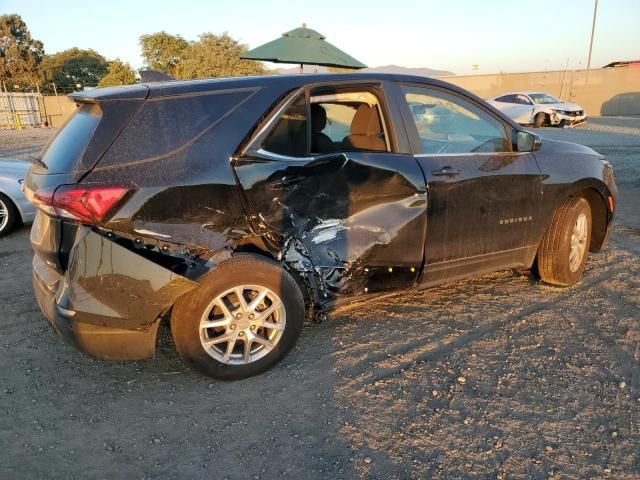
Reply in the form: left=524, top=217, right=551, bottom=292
left=3, top=0, right=639, bottom=75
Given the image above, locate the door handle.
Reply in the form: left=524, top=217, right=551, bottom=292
left=271, top=176, right=304, bottom=190
left=431, top=166, right=461, bottom=177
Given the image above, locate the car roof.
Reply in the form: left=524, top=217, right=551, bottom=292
left=495, top=91, right=556, bottom=97
left=72, top=73, right=465, bottom=102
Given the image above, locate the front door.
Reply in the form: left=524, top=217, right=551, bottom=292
left=395, top=84, right=544, bottom=284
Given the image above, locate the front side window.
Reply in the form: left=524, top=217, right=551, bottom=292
left=402, top=86, right=510, bottom=154
left=529, top=93, right=560, bottom=104
left=514, top=94, right=532, bottom=105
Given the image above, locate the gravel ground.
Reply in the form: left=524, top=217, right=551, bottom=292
left=0, top=128, right=53, bottom=161
left=0, top=119, right=639, bottom=479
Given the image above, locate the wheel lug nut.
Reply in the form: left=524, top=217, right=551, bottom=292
left=235, top=313, right=242, bottom=319
left=250, top=325, right=256, bottom=331
left=249, top=314, right=255, bottom=319
left=238, top=331, right=245, bottom=337
left=230, top=324, right=236, bottom=330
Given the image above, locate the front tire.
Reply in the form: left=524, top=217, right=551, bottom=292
left=171, top=254, right=305, bottom=380
left=0, top=193, right=18, bottom=238
left=533, top=113, right=546, bottom=128
left=535, top=196, right=592, bottom=286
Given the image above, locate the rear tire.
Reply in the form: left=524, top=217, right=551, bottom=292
left=535, top=196, right=592, bottom=286
left=533, top=113, right=546, bottom=128
left=171, top=254, right=304, bottom=380
left=0, top=193, right=18, bottom=238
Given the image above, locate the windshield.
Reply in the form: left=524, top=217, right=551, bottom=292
left=529, top=93, right=561, bottom=104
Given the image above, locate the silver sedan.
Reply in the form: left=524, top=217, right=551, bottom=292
left=0, top=158, right=35, bottom=237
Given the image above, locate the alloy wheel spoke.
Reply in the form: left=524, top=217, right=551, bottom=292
left=257, top=300, right=281, bottom=322
left=221, top=338, right=236, bottom=363
left=214, top=298, right=234, bottom=321
left=202, top=331, right=236, bottom=346
left=234, top=287, right=248, bottom=311
left=201, top=318, right=231, bottom=329
left=261, top=320, right=284, bottom=331
left=247, top=288, right=268, bottom=312
left=243, top=339, right=252, bottom=363
left=251, top=335, right=274, bottom=350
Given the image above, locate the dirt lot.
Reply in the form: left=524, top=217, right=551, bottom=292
left=1, top=120, right=639, bottom=479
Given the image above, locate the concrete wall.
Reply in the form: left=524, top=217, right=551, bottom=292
left=441, top=67, right=640, bottom=116
left=40, top=95, right=78, bottom=128
left=22, top=67, right=640, bottom=130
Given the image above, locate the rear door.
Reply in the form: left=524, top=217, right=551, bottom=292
left=233, top=81, right=427, bottom=297
left=393, top=83, right=544, bottom=284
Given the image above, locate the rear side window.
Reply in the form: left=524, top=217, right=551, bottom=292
left=97, top=89, right=256, bottom=169
left=41, top=104, right=102, bottom=173
left=262, top=93, right=308, bottom=156
left=495, top=95, right=515, bottom=103
left=260, top=87, right=390, bottom=157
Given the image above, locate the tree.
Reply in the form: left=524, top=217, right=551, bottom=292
left=139, top=31, right=188, bottom=78
left=179, top=33, right=265, bottom=79
left=0, top=14, right=44, bottom=88
left=41, top=48, right=109, bottom=93
left=98, top=59, right=136, bottom=87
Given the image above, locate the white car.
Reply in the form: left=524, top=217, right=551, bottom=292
left=0, top=158, right=35, bottom=237
left=488, top=92, right=587, bottom=128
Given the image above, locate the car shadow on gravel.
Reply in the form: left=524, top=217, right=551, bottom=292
left=327, top=239, right=639, bottom=479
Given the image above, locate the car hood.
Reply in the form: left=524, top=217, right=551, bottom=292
left=0, top=158, right=31, bottom=178
left=538, top=139, right=601, bottom=157
left=538, top=102, right=583, bottom=111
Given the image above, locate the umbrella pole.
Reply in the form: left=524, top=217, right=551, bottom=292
left=300, top=63, right=303, bottom=74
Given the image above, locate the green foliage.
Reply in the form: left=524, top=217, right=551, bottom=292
left=179, top=33, right=265, bottom=79
left=98, top=59, right=136, bottom=87
left=139, top=31, right=265, bottom=80
left=0, top=14, right=44, bottom=88
left=139, top=31, right=188, bottom=78
left=41, top=48, right=109, bottom=93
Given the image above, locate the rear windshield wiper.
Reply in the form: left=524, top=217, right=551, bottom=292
left=27, top=155, right=48, bottom=170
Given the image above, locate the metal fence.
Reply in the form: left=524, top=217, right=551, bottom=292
left=0, top=92, right=44, bottom=129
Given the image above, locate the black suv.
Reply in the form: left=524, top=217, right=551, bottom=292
left=25, top=74, right=617, bottom=380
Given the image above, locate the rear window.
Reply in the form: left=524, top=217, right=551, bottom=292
left=41, top=104, right=102, bottom=173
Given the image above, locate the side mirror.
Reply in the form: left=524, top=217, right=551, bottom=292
left=516, top=131, right=542, bottom=152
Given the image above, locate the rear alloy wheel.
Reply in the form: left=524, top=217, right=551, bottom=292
left=535, top=196, right=592, bottom=286
left=534, top=113, right=546, bottom=128
left=0, top=193, right=18, bottom=238
left=171, top=255, right=304, bottom=380
left=198, top=285, right=286, bottom=365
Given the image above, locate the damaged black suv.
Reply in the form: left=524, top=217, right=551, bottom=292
left=25, top=74, right=617, bottom=380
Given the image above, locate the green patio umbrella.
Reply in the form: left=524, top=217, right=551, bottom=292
left=241, top=24, right=367, bottom=72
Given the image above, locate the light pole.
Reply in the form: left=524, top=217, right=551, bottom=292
left=586, top=0, right=599, bottom=82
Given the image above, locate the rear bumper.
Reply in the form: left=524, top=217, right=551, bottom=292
left=32, top=255, right=162, bottom=359
left=31, top=224, right=197, bottom=360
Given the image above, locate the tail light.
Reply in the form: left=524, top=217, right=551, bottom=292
left=32, top=184, right=131, bottom=224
